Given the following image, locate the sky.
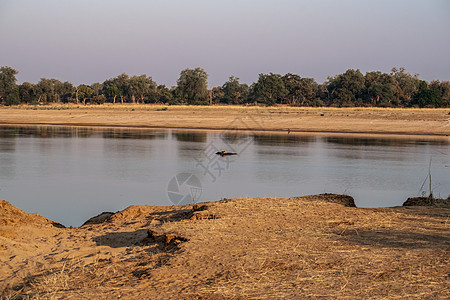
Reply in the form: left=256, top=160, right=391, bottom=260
left=0, top=0, right=449, bottom=87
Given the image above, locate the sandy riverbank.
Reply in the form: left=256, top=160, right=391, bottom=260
left=0, top=105, right=449, bottom=136
left=1, top=195, right=449, bottom=298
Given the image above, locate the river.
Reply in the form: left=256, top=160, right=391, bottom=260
left=0, top=125, right=448, bottom=226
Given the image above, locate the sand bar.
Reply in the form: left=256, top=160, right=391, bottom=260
left=0, top=105, right=449, bottom=136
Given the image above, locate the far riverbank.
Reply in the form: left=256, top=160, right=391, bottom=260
left=0, top=105, right=449, bottom=136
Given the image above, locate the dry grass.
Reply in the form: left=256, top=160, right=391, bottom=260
left=6, top=102, right=449, bottom=110
left=1, top=195, right=449, bottom=299
left=4, top=103, right=449, bottom=116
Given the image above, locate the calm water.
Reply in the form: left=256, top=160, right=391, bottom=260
left=0, top=125, right=448, bottom=227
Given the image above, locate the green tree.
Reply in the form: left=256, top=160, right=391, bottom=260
left=102, top=80, right=121, bottom=104
left=19, top=82, right=36, bottom=104
left=0, top=66, right=18, bottom=103
left=35, top=78, right=56, bottom=104
left=155, top=85, right=173, bottom=104
left=33, top=78, right=71, bottom=103
left=326, top=69, right=365, bottom=106
left=282, top=74, right=318, bottom=106
left=77, top=84, right=96, bottom=105
left=92, top=94, right=107, bottom=104
left=211, top=86, right=225, bottom=104
left=113, top=73, right=130, bottom=104
left=90, top=82, right=103, bottom=96
left=390, top=67, right=420, bottom=106
left=317, top=83, right=331, bottom=105
left=281, top=73, right=302, bottom=105
left=429, top=80, right=450, bottom=106
left=128, top=75, right=156, bottom=104
left=364, top=71, right=396, bottom=106
left=60, top=81, right=75, bottom=103
left=251, top=73, right=287, bottom=105
left=176, top=67, right=209, bottom=105
left=5, top=87, right=20, bottom=106
left=221, top=76, right=249, bottom=104
left=414, top=80, right=442, bottom=108
left=170, top=86, right=183, bottom=104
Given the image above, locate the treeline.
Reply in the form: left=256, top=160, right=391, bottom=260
left=0, top=66, right=448, bottom=108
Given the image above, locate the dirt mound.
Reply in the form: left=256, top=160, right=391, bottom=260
left=108, top=204, right=216, bottom=223
left=403, top=196, right=450, bottom=207
left=109, top=205, right=164, bottom=220
left=293, top=193, right=357, bottom=207
left=82, top=211, right=115, bottom=226
left=0, top=200, right=64, bottom=228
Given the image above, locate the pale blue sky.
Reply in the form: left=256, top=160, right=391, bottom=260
left=1, top=0, right=449, bottom=87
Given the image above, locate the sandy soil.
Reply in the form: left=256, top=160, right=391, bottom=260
left=0, top=105, right=449, bottom=136
left=1, top=195, right=449, bottom=299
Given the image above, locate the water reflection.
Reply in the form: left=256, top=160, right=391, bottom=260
left=325, top=136, right=448, bottom=147
left=170, top=131, right=208, bottom=159
left=220, top=132, right=252, bottom=144
left=0, top=126, right=172, bottom=140
left=0, top=138, right=16, bottom=179
left=253, top=134, right=317, bottom=146
left=323, top=135, right=449, bottom=162
left=0, top=138, right=16, bottom=152
left=172, top=131, right=207, bottom=143
left=102, top=128, right=168, bottom=140
left=176, top=143, right=205, bottom=158
left=0, top=126, right=96, bottom=138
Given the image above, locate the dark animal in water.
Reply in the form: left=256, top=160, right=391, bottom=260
left=216, top=151, right=237, bottom=157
